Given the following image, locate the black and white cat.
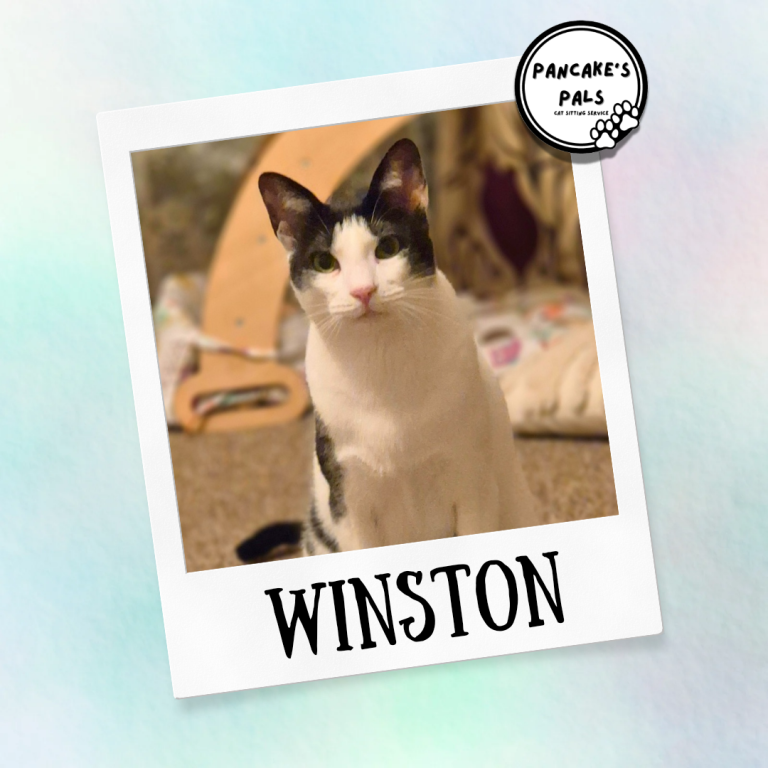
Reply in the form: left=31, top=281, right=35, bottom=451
left=248, top=139, right=537, bottom=557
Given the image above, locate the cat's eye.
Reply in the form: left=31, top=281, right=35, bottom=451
left=311, top=251, right=339, bottom=273
left=375, top=235, right=400, bottom=259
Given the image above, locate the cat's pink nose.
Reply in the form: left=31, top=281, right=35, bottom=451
left=350, top=285, right=377, bottom=308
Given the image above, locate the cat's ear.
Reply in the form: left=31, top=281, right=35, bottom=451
left=258, top=172, right=323, bottom=254
left=367, top=139, right=428, bottom=213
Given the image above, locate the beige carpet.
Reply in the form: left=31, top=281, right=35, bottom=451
left=170, top=416, right=618, bottom=573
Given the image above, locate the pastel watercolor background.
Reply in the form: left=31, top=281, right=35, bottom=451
left=2, top=2, right=766, bottom=765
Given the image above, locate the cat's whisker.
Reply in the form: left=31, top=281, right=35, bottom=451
left=370, top=187, right=385, bottom=226
left=371, top=201, right=399, bottom=229
left=377, top=287, right=406, bottom=304
left=302, top=219, right=332, bottom=242
left=322, top=318, right=342, bottom=343
left=400, top=302, right=463, bottom=329
left=393, top=302, right=432, bottom=334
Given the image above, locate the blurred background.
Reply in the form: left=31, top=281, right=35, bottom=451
left=2, top=1, right=767, bottom=765
left=134, top=105, right=615, bottom=571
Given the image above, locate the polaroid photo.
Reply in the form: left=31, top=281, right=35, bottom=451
left=98, top=57, right=661, bottom=698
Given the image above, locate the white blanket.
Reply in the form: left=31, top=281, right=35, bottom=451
left=463, top=288, right=607, bottom=437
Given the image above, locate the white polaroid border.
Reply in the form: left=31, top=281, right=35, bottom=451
left=98, top=57, right=661, bottom=698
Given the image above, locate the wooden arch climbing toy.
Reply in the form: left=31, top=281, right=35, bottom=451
left=174, top=114, right=413, bottom=432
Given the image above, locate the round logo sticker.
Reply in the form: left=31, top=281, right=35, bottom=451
left=515, top=21, right=648, bottom=153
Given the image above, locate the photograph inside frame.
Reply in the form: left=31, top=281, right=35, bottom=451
left=132, top=101, right=618, bottom=573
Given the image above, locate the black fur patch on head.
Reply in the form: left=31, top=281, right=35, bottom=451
left=358, top=197, right=435, bottom=278
left=359, top=137, right=435, bottom=278
left=287, top=206, right=341, bottom=291
left=258, top=172, right=339, bottom=291
left=258, top=139, right=436, bottom=289
left=315, top=414, right=347, bottom=522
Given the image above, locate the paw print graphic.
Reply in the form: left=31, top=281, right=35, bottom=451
left=613, top=100, right=639, bottom=131
left=590, top=116, right=620, bottom=149
left=590, top=101, right=641, bottom=149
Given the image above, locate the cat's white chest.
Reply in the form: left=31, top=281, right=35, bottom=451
left=319, top=379, right=499, bottom=550
left=302, top=270, right=535, bottom=554
left=341, top=450, right=461, bottom=548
